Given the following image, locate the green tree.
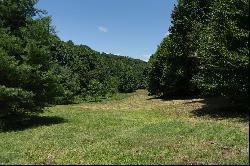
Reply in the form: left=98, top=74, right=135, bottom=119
left=148, top=0, right=211, bottom=97
left=0, top=0, right=148, bottom=118
left=192, top=0, right=249, bottom=97
left=0, top=0, right=61, bottom=116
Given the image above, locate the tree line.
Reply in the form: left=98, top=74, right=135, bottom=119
left=0, top=0, right=147, bottom=117
left=148, top=0, right=249, bottom=99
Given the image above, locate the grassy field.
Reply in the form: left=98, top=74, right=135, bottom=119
left=0, top=90, right=249, bottom=165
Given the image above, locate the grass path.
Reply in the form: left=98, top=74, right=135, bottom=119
left=0, top=90, right=249, bottom=165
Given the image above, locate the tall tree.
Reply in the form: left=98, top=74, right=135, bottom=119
left=192, top=0, right=249, bottom=97
left=0, top=0, right=61, bottom=116
left=148, top=0, right=211, bottom=97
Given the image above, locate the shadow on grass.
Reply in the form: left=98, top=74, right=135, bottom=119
left=188, top=97, right=249, bottom=122
left=0, top=113, right=67, bottom=132
left=147, top=95, right=198, bottom=101
left=148, top=94, right=249, bottom=122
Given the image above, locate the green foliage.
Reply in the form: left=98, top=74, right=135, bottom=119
left=86, top=79, right=106, bottom=101
left=147, top=37, right=170, bottom=96
left=148, top=0, right=211, bottom=97
left=50, top=39, right=147, bottom=100
left=0, top=0, right=147, bottom=116
left=0, top=0, right=61, bottom=116
left=0, top=85, right=35, bottom=115
left=192, top=0, right=249, bottom=97
left=148, top=0, right=249, bottom=99
left=118, top=70, right=137, bottom=93
left=53, top=66, right=81, bottom=104
left=0, top=0, right=38, bottom=30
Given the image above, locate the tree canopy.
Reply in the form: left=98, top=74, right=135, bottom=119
left=147, top=0, right=249, bottom=99
left=0, top=0, right=147, bottom=116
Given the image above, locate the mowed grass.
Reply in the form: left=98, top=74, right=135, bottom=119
left=0, top=90, right=249, bottom=165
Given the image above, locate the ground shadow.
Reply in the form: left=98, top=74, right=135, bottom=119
left=148, top=94, right=249, bottom=122
left=147, top=95, right=198, bottom=101
left=0, top=113, right=67, bottom=132
left=189, top=97, right=249, bottom=122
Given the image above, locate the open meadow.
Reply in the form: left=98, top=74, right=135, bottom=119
left=0, top=90, right=248, bottom=165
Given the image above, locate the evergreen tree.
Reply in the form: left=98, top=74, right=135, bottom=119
left=0, top=0, right=61, bottom=115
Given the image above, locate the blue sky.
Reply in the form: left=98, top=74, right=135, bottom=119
left=36, top=0, right=176, bottom=61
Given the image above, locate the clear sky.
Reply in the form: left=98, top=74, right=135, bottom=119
left=36, top=0, right=176, bottom=61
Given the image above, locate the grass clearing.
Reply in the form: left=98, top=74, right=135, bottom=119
left=0, top=90, right=249, bottom=165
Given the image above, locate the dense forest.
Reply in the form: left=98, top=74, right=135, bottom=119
left=148, top=0, right=249, bottom=100
left=0, top=0, right=147, bottom=117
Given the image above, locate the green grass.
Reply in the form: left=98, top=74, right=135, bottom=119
left=0, top=90, right=249, bottom=165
